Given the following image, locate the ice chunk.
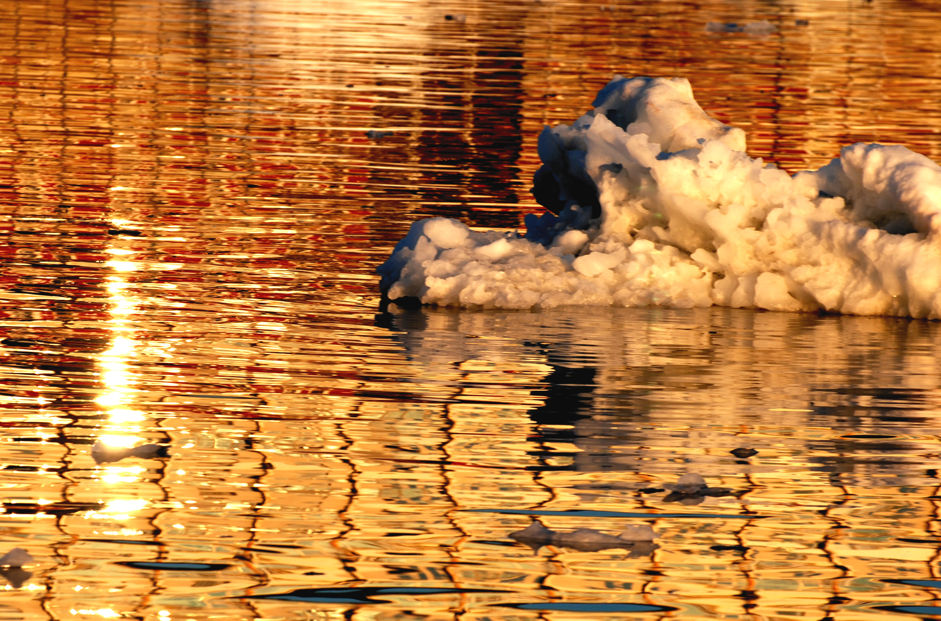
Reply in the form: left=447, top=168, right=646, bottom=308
left=667, top=473, right=708, bottom=494
left=806, top=143, right=941, bottom=237
left=423, top=217, right=469, bottom=249
left=551, top=229, right=589, bottom=256
left=92, top=439, right=168, bottom=464
left=573, top=251, right=620, bottom=277
left=591, top=76, right=746, bottom=153
left=0, top=548, right=33, bottom=567
left=618, top=524, right=657, bottom=542
left=379, top=76, right=941, bottom=319
left=509, top=519, right=657, bottom=553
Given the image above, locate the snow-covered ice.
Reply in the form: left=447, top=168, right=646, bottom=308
left=378, top=76, right=941, bottom=319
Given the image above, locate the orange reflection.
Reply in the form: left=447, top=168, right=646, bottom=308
left=0, top=0, right=938, bottom=618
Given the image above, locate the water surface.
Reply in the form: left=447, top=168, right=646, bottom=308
left=1, top=0, right=941, bottom=618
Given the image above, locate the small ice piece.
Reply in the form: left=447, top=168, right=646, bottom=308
left=510, top=520, right=657, bottom=553
left=664, top=473, right=736, bottom=504
left=423, top=217, right=470, bottom=249
left=0, top=548, right=33, bottom=567
left=667, top=473, right=709, bottom=494
left=618, top=524, right=657, bottom=542
left=92, top=439, right=168, bottom=464
left=475, top=237, right=515, bottom=262
left=572, top=251, right=620, bottom=277
left=0, top=547, right=32, bottom=588
left=551, top=229, right=589, bottom=256
left=509, top=519, right=555, bottom=551
left=555, top=528, right=628, bottom=552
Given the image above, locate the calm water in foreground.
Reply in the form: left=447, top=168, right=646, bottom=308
left=2, top=0, right=941, bottom=619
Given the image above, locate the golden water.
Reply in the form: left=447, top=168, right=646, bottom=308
left=1, top=0, right=941, bottom=619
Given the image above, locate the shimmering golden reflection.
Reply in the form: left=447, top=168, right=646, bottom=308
left=0, top=0, right=938, bottom=619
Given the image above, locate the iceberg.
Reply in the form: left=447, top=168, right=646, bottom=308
left=378, top=76, right=941, bottom=319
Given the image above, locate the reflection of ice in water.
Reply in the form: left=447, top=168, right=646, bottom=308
left=380, top=76, right=941, bottom=318
left=0, top=548, right=34, bottom=589
left=382, top=305, right=941, bottom=487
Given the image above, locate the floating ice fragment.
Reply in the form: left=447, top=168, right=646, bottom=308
left=510, top=519, right=657, bottom=554
left=0, top=548, right=33, bottom=567
left=0, top=547, right=34, bottom=587
left=509, top=519, right=555, bottom=552
left=92, top=439, right=169, bottom=464
left=663, top=473, right=736, bottom=504
left=666, top=473, right=709, bottom=494
left=556, top=528, right=631, bottom=552
left=379, top=76, right=941, bottom=318
left=618, top=524, right=657, bottom=542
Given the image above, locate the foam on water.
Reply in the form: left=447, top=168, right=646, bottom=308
left=378, top=76, right=941, bottom=318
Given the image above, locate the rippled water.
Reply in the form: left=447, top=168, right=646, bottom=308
left=2, top=0, right=941, bottom=619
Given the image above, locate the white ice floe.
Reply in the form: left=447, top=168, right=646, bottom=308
left=378, top=76, right=941, bottom=319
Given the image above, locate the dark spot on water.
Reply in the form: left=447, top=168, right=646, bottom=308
left=897, top=538, right=941, bottom=545
left=87, top=538, right=160, bottom=546
left=3, top=501, right=102, bottom=516
left=479, top=539, right=518, bottom=547
left=873, top=605, right=941, bottom=616
left=247, top=543, right=304, bottom=550
left=119, top=561, right=231, bottom=571
left=501, top=602, right=677, bottom=613
left=467, top=508, right=763, bottom=519
left=884, top=578, right=941, bottom=589
left=65, top=437, right=96, bottom=445
left=245, top=586, right=508, bottom=604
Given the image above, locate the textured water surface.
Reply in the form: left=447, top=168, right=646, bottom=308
left=1, top=0, right=941, bottom=619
